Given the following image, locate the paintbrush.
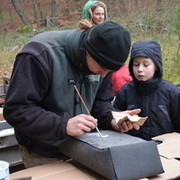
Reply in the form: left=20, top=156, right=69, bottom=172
left=74, top=85, right=108, bottom=138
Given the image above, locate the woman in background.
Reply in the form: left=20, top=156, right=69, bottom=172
left=79, top=0, right=107, bottom=29
left=79, top=0, right=132, bottom=95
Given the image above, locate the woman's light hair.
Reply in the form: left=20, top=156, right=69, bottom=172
left=79, top=19, right=93, bottom=30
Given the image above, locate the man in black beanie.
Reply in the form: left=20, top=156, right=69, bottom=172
left=4, top=21, right=140, bottom=168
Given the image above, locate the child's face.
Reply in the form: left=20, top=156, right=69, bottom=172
left=132, top=56, right=157, bottom=81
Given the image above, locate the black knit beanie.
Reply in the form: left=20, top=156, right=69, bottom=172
left=84, top=21, right=131, bottom=71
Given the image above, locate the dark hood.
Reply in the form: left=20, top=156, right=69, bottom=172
left=65, top=30, right=93, bottom=75
left=129, top=40, right=163, bottom=80
left=78, top=30, right=95, bottom=74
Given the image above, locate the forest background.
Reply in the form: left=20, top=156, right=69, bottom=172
left=0, top=0, right=179, bottom=84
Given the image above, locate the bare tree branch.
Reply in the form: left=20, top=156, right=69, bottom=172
left=32, top=0, right=42, bottom=28
left=11, top=0, right=31, bottom=27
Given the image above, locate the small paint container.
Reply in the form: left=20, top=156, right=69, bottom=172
left=0, top=160, right=9, bottom=180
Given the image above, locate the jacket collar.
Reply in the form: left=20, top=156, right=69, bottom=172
left=134, top=78, right=161, bottom=96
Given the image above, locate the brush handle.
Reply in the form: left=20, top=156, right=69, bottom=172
left=74, top=85, right=107, bottom=138
left=74, top=85, right=91, bottom=115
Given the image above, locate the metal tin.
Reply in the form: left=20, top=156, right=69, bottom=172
left=0, top=160, right=9, bottom=180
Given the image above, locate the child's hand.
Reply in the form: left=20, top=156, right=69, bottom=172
left=124, top=109, right=141, bottom=116
left=111, top=109, right=141, bottom=133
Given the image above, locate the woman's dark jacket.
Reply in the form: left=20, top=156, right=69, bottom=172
left=114, top=40, right=180, bottom=140
left=3, top=30, right=114, bottom=157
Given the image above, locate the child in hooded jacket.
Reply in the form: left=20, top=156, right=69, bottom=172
left=113, top=40, right=180, bottom=140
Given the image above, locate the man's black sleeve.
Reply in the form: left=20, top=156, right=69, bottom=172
left=3, top=43, right=70, bottom=141
left=91, top=72, right=115, bottom=130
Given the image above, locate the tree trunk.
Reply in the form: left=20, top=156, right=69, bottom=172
left=108, top=0, right=114, bottom=18
left=51, top=0, right=59, bottom=26
left=32, top=0, right=41, bottom=28
left=11, top=0, right=31, bottom=27
left=0, top=4, right=3, bottom=32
